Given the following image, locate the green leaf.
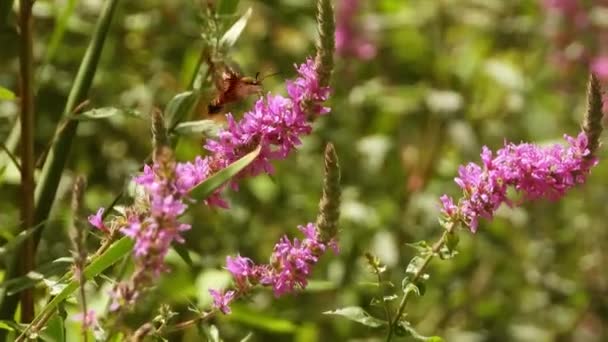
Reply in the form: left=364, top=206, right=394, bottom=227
left=217, top=0, right=240, bottom=15
left=172, top=244, right=194, bottom=269
left=323, top=307, right=387, bottom=328
left=219, top=7, right=252, bottom=50
left=190, top=146, right=261, bottom=201
left=440, top=232, right=459, bottom=260
left=405, top=256, right=425, bottom=276
left=164, top=91, right=199, bottom=131
left=0, top=220, right=46, bottom=257
left=405, top=241, right=432, bottom=254
left=207, top=325, right=220, bottom=342
left=2, top=258, right=72, bottom=296
left=173, top=119, right=222, bottom=138
left=402, top=281, right=421, bottom=297
left=0, top=320, right=22, bottom=332
left=0, top=86, right=15, bottom=100
left=23, top=237, right=134, bottom=336
left=42, top=313, right=66, bottom=342
left=395, top=321, right=443, bottom=341
left=71, top=107, right=142, bottom=121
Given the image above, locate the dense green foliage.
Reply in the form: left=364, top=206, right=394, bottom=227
left=0, top=0, right=606, bottom=341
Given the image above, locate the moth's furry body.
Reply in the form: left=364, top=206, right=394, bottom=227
left=208, top=69, right=263, bottom=114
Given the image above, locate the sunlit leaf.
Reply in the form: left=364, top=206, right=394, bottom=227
left=220, top=7, right=252, bottom=49
left=402, top=281, right=422, bottom=297
left=72, top=107, right=142, bottom=121
left=165, top=91, right=198, bottom=131
left=405, top=256, right=425, bottom=276
left=323, top=307, right=387, bottom=328
left=207, top=325, right=220, bottom=342
left=405, top=241, right=432, bottom=254
left=395, top=320, right=443, bottom=341
left=173, top=119, right=222, bottom=138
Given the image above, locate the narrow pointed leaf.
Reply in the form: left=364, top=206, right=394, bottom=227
left=173, top=119, right=222, bottom=138
left=172, top=244, right=194, bottom=269
left=323, top=307, right=387, bottom=328
left=165, top=91, right=198, bottom=131
left=71, top=107, right=142, bottom=121
left=24, top=237, right=134, bottom=334
left=190, top=146, right=261, bottom=200
left=220, top=7, right=252, bottom=49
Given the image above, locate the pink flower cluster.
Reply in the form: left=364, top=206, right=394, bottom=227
left=205, top=58, right=330, bottom=200
left=209, top=223, right=338, bottom=314
left=88, top=57, right=331, bottom=311
left=441, top=132, right=597, bottom=232
left=335, top=0, right=376, bottom=60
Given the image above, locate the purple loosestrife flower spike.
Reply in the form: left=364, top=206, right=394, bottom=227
left=203, top=58, right=331, bottom=195
left=441, top=132, right=598, bottom=232
left=217, top=223, right=338, bottom=305
left=108, top=58, right=332, bottom=311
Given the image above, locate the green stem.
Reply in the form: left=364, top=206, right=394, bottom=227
left=385, top=224, right=454, bottom=342
left=17, top=0, right=36, bottom=323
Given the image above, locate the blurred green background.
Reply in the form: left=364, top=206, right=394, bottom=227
left=0, top=0, right=607, bottom=341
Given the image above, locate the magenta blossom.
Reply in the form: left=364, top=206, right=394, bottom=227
left=211, top=223, right=338, bottom=314
left=204, top=58, right=330, bottom=184
left=88, top=208, right=108, bottom=233
left=209, top=289, right=236, bottom=314
left=106, top=57, right=331, bottom=312
left=591, top=56, right=608, bottom=80
left=441, top=132, right=597, bottom=232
